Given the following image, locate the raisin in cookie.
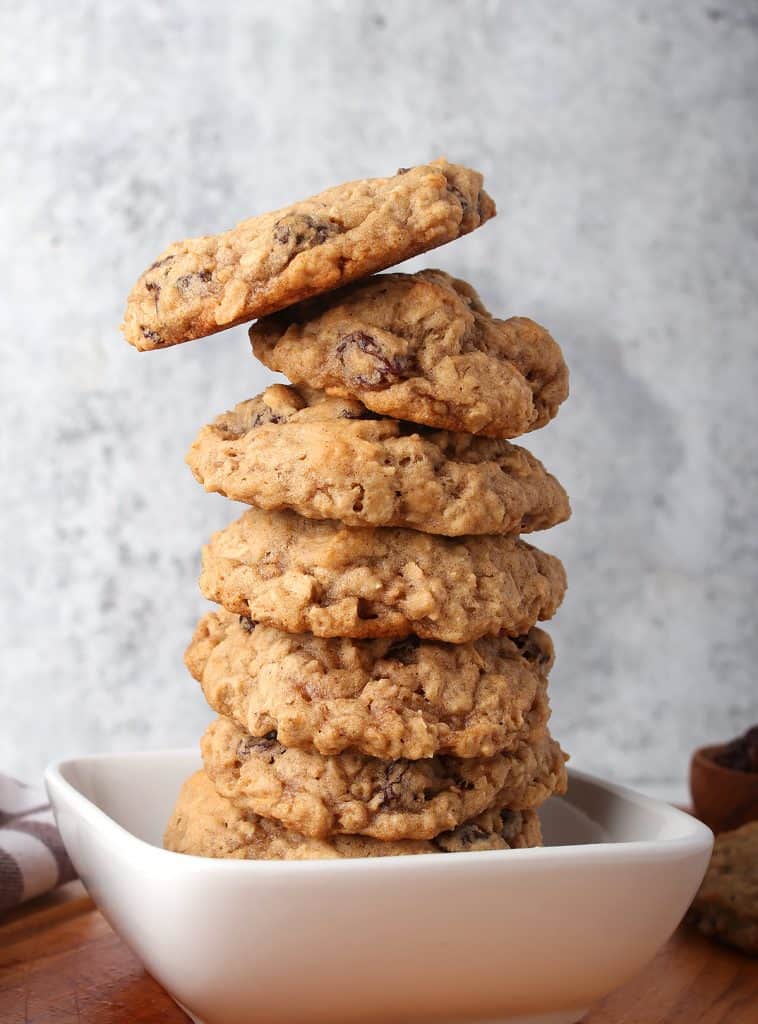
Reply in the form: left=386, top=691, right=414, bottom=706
left=686, top=821, right=758, bottom=956
left=250, top=269, right=568, bottom=437
left=122, top=160, right=495, bottom=351
left=199, top=508, right=566, bottom=642
left=187, top=384, right=570, bottom=537
left=201, top=716, right=567, bottom=841
left=164, top=771, right=542, bottom=860
left=186, top=609, right=553, bottom=759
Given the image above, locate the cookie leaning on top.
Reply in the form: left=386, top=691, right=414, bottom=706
left=121, top=159, right=571, bottom=859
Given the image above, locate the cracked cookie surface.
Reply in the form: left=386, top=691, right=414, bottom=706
left=686, top=822, right=758, bottom=955
left=164, top=771, right=543, bottom=860
left=201, top=716, right=567, bottom=840
left=187, top=609, right=553, bottom=759
left=187, top=384, right=570, bottom=536
left=251, top=269, right=568, bottom=437
left=123, top=160, right=494, bottom=350
left=199, top=508, right=566, bottom=642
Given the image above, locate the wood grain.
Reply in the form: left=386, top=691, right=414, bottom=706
left=0, top=882, right=756, bottom=1023
left=0, top=883, right=186, bottom=1024
left=585, top=924, right=758, bottom=1023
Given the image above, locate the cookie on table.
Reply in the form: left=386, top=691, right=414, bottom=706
left=199, top=507, right=567, bottom=643
left=186, top=609, right=554, bottom=760
left=201, top=716, right=566, bottom=841
left=687, top=821, right=758, bottom=956
left=187, top=384, right=570, bottom=537
left=122, top=160, right=495, bottom=350
left=250, top=269, right=568, bottom=438
left=164, top=771, right=543, bottom=860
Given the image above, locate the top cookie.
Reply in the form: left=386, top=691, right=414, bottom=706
left=122, top=160, right=495, bottom=350
left=250, top=270, right=568, bottom=437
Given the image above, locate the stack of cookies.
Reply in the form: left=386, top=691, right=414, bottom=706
left=121, top=159, right=572, bottom=860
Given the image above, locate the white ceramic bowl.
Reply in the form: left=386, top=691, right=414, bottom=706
left=45, top=750, right=712, bottom=1024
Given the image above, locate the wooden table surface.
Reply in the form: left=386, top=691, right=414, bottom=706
left=1, top=881, right=756, bottom=1023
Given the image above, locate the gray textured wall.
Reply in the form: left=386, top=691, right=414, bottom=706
left=2, top=0, right=756, bottom=794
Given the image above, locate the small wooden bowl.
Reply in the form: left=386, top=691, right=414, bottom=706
left=690, top=744, right=758, bottom=834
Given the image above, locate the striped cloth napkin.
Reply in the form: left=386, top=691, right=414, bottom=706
left=0, top=774, right=76, bottom=913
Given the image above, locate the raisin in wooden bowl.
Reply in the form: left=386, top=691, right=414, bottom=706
left=690, top=725, right=758, bottom=834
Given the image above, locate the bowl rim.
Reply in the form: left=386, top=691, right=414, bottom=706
left=45, top=748, right=714, bottom=875
left=691, top=743, right=758, bottom=780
